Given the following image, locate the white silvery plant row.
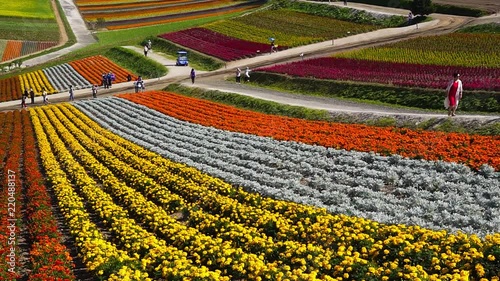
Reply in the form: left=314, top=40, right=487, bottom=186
left=43, top=63, right=91, bottom=92
left=74, top=98, right=500, bottom=237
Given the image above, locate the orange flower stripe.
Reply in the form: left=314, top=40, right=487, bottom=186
left=1, top=40, right=22, bottom=62
left=69, top=55, right=135, bottom=85
left=79, top=0, right=192, bottom=11
left=120, top=91, right=500, bottom=170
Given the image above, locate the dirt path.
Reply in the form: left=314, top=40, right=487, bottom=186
left=52, top=0, right=69, bottom=46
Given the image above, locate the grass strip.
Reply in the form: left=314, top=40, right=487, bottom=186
left=104, top=47, right=167, bottom=78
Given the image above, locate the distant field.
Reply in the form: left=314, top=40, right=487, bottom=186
left=0, top=17, right=59, bottom=41
left=0, top=0, right=55, bottom=19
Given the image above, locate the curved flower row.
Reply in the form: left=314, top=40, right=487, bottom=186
left=0, top=112, right=21, bottom=280
left=1, top=40, right=22, bottom=61
left=21, top=110, right=75, bottom=280
left=257, top=57, right=500, bottom=91
left=67, top=99, right=500, bottom=279
left=29, top=109, right=141, bottom=280
left=0, top=77, right=21, bottom=102
left=34, top=106, right=232, bottom=280
left=76, top=97, right=500, bottom=236
left=119, top=91, right=500, bottom=170
left=0, top=40, right=57, bottom=62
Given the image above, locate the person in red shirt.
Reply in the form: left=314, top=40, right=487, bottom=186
left=445, top=73, right=463, bottom=116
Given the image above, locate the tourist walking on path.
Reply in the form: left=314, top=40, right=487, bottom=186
left=144, top=45, right=149, bottom=56
left=30, top=88, right=35, bottom=104
left=408, top=11, right=414, bottom=25
left=245, top=67, right=251, bottom=82
left=42, top=88, right=48, bottom=104
left=236, top=68, right=241, bottom=84
left=190, top=68, right=196, bottom=84
left=92, top=84, right=98, bottom=98
left=445, top=73, right=463, bottom=116
left=69, top=85, right=74, bottom=101
left=21, top=95, right=27, bottom=108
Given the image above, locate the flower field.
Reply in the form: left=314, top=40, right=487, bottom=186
left=0, top=93, right=498, bottom=280
left=203, top=10, right=378, bottom=47
left=0, top=110, right=74, bottom=280
left=159, top=28, right=283, bottom=61
left=256, top=57, right=500, bottom=91
left=76, top=0, right=260, bottom=30
left=159, top=9, right=379, bottom=61
left=0, top=55, right=133, bottom=102
left=0, top=40, right=58, bottom=62
left=336, top=33, right=500, bottom=68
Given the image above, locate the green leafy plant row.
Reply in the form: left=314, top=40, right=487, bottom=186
left=250, top=72, right=500, bottom=113
left=104, top=47, right=167, bottom=78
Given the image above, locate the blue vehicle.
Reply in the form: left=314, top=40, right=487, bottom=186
left=176, top=51, right=188, bottom=66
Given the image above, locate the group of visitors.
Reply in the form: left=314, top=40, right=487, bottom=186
left=21, top=87, right=50, bottom=108
left=235, top=67, right=251, bottom=84
left=101, top=72, right=116, bottom=89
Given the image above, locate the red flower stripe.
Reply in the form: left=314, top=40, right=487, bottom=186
left=69, top=55, right=134, bottom=85
left=120, top=91, right=500, bottom=170
left=159, top=28, right=286, bottom=61
left=257, top=57, right=500, bottom=91
left=0, top=77, right=22, bottom=102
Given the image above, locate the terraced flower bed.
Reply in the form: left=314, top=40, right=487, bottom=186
left=77, top=0, right=261, bottom=30
left=68, top=55, right=134, bottom=86
left=257, top=57, right=500, bottom=91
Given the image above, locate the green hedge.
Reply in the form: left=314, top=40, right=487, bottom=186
left=164, top=84, right=332, bottom=120
left=142, top=36, right=224, bottom=71
left=458, top=23, right=500, bottom=34
left=250, top=72, right=500, bottom=113
left=104, top=47, right=167, bottom=78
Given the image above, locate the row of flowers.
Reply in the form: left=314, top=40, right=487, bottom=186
left=204, top=9, right=378, bottom=47
left=1, top=40, right=22, bottom=62
left=0, top=55, right=133, bottom=102
left=33, top=106, right=229, bottom=280
left=257, top=57, right=500, bottom=91
left=337, top=33, right=500, bottom=68
left=0, top=112, right=21, bottom=280
left=119, top=91, right=500, bottom=170
left=29, top=108, right=143, bottom=280
left=76, top=97, right=500, bottom=237
left=67, top=99, right=500, bottom=279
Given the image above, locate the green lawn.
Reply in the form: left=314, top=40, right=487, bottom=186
left=0, top=0, right=55, bottom=19
left=0, top=17, right=59, bottom=41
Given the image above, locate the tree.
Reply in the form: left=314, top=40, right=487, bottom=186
left=411, top=0, right=435, bottom=16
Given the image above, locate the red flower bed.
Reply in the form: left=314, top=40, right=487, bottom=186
left=159, top=28, right=286, bottom=61
left=120, top=91, right=500, bottom=170
left=257, top=57, right=500, bottom=91
left=69, top=55, right=134, bottom=86
left=0, top=77, right=22, bottom=102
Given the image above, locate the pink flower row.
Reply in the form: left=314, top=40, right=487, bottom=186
left=258, top=57, right=500, bottom=91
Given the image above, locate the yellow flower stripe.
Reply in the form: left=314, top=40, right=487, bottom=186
left=36, top=106, right=223, bottom=280
left=19, top=70, right=56, bottom=95
left=29, top=108, right=137, bottom=279
left=50, top=103, right=329, bottom=280
left=64, top=103, right=500, bottom=280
